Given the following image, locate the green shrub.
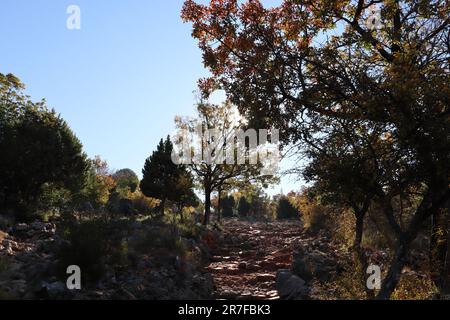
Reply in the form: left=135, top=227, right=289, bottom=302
left=391, top=275, right=436, bottom=300
left=132, top=227, right=188, bottom=257
left=276, top=196, right=300, bottom=220
left=237, top=196, right=250, bottom=217
left=296, top=194, right=334, bottom=234
left=178, top=219, right=205, bottom=240
left=58, top=216, right=130, bottom=284
left=221, top=195, right=235, bottom=218
left=129, top=191, right=159, bottom=215
left=109, top=239, right=129, bottom=267
left=58, top=218, right=108, bottom=283
left=112, top=168, right=139, bottom=195
left=37, top=183, right=72, bottom=217
left=306, top=205, right=330, bottom=233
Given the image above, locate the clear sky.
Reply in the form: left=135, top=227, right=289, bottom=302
left=0, top=0, right=301, bottom=195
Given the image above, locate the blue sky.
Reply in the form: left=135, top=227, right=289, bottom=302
left=0, top=0, right=301, bottom=195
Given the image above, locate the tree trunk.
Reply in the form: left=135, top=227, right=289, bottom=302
left=354, top=214, right=364, bottom=254
left=204, top=184, right=211, bottom=226
left=376, top=238, right=411, bottom=299
left=430, top=200, right=450, bottom=298
left=377, top=181, right=449, bottom=299
left=353, top=214, right=374, bottom=299
left=217, top=188, right=222, bottom=223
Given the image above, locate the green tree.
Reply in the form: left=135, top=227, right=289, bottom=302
left=172, top=168, right=199, bottom=221
left=81, top=156, right=116, bottom=209
left=242, top=185, right=271, bottom=219
left=277, top=196, right=300, bottom=220
left=237, top=196, right=250, bottom=217
left=140, top=136, right=187, bottom=217
left=183, top=0, right=450, bottom=299
left=112, top=168, right=139, bottom=195
left=221, top=195, right=235, bottom=218
left=174, top=101, right=276, bottom=225
left=302, top=119, right=386, bottom=298
left=0, top=73, right=89, bottom=220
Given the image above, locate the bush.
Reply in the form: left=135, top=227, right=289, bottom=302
left=58, top=218, right=108, bottom=283
left=177, top=216, right=205, bottom=240
left=391, top=275, right=436, bottom=300
left=305, top=205, right=330, bottom=233
left=311, top=259, right=367, bottom=300
left=237, top=196, right=250, bottom=217
left=131, top=225, right=188, bottom=258
left=129, top=191, right=159, bottom=215
left=293, top=192, right=334, bottom=234
left=276, top=196, right=300, bottom=220
left=58, top=216, right=129, bottom=284
left=0, top=289, right=13, bottom=300
left=112, top=168, right=139, bottom=195
left=37, top=183, right=72, bottom=218
left=221, top=195, right=235, bottom=218
left=79, top=156, right=116, bottom=209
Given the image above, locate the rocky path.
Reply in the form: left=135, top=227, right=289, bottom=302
left=206, top=219, right=304, bottom=300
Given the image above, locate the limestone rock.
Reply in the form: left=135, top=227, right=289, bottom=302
left=292, top=248, right=338, bottom=282
left=276, top=269, right=309, bottom=300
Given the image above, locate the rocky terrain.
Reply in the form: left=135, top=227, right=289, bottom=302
left=207, top=219, right=345, bottom=300
left=1, top=217, right=432, bottom=300
left=0, top=220, right=62, bottom=299
left=0, top=217, right=345, bottom=300
left=0, top=219, right=214, bottom=300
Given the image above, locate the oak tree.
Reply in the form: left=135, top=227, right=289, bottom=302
left=182, top=0, right=450, bottom=298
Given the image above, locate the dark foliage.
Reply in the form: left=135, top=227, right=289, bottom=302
left=0, top=73, right=88, bottom=220
left=237, top=196, right=250, bottom=217
left=277, top=196, right=300, bottom=220
left=221, top=195, right=235, bottom=218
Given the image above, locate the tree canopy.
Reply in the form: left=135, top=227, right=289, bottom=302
left=140, top=136, right=197, bottom=216
left=173, top=101, right=278, bottom=225
left=182, top=0, right=450, bottom=299
left=0, top=73, right=89, bottom=219
left=112, top=168, right=139, bottom=195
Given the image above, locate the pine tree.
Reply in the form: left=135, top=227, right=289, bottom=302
left=221, top=195, right=235, bottom=218
left=0, top=73, right=89, bottom=219
left=276, top=196, right=299, bottom=220
left=140, top=136, right=179, bottom=217
left=172, top=167, right=198, bottom=209
left=141, top=136, right=198, bottom=217
left=237, top=196, right=250, bottom=217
